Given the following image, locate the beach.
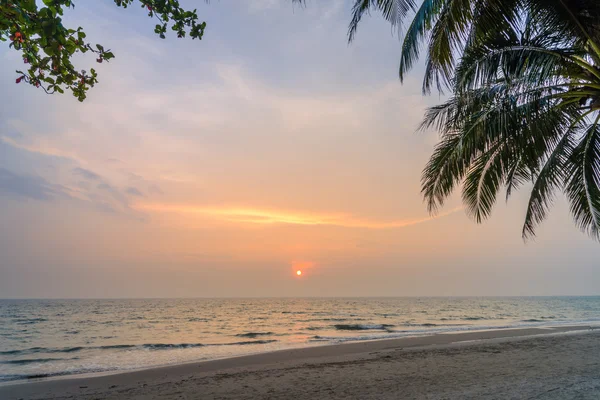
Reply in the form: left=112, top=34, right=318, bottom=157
left=2, top=325, right=599, bottom=399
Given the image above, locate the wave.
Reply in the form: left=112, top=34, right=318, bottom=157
left=403, top=323, right=470, bottom=328
left=0, top=367, right=119, bottom=383
left=314, top=319, right=600, bottom=344
left=334, top=324, right=394, bottom=331
left=521, top=319, right=543, bottom=322
left=142, top=343, right=204, bottom=349
left=305, top=326, right=322, bottom=331
left=227, top=340, right=277, bottom=346
left=13, top=318, right=48, bottom=325
left=0, top=347, right=83, bottom=356
left=0, top=340, right=279, bottom=357
left=100, top=344, right=136, bottom=350
left=0, top=358, right=71, bottom=365
left=0, top=372, right=71, bottom=383
left=298, top=318, right=354, bottom=323
left=105, top=340, right=277, bottom=348
left=235, top=332, right=274, bottom=338
left=0, top=349, right=25, bottom=355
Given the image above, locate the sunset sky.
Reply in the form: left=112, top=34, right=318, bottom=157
left=1, top=1, right=598, bottom=298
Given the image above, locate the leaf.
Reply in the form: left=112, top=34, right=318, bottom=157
left=565, top=120, right=600, bottom=239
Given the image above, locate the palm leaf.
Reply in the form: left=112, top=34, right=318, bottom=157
left=565, top=117, right=600, bottom=238
left=348, top=0, right=416, bottom=42
left=398, top=0, right=446, bottom=82
left=522, top=124, right=579, bottom=239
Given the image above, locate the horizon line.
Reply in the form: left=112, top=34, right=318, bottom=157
left=1, top=295, right=599, bottom=300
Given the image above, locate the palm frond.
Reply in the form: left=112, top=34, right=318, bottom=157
left=504, top=155, right=531, bottom=200
left=565, top=117, right=600, bottom=238
left=348, top=0, right=416, bottom=42
left=522, top=124, right=579, bottom=239
left=461, top=140, right=507, bottom=222
left=343, top=0, right=600, bottom=240
left=526, top=0, right=600, bottom=57
left=398, top=0, right=446, bottom=82
left=422, top=0, right=473, bottom=93
left=421, top=132, right=467, bottom=213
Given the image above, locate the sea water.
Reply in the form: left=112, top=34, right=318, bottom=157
left=1, top=297, right=599, bottom=383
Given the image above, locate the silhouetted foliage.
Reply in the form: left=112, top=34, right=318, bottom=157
left=0, top=0, right=206, bottom=101
left=346, top=0, right=600, bottom=240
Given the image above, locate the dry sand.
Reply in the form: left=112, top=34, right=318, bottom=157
left=2, top=325, right=600, bottom=399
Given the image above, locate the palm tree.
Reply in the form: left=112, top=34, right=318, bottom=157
left=343, top=0, right=600, bottom=239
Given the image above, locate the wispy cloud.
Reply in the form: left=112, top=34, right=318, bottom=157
left=73, top=167, right=102, bottom=181
left=133, top=203, right=462, bottom=229
left=0, top=168, right=69, bottom=201
left=1, top=136, right=84, bottom=164
left=126, top=187, right=144, bottom=197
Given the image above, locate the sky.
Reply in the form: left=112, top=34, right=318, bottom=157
left=0, top=1, right=599, bottom=298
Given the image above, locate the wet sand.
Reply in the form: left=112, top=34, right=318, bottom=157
left=2, top=325, right=599, bottom=399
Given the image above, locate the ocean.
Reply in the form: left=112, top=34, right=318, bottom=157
left=1, top=297, right=599, bottom=384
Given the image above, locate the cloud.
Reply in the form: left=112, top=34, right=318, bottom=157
left=132, top=202, right=462, bottom=229
left=1, top=136, right=83, bottom=164
left=148, top=184, right=163, bottom=195
left=69, top=168, right=139, bottom=211
left=122, top=171, right=162, bottom=196
left=97, top=182, right=130, bottom=208
left=73, top=167, right=102, bottom=181
left=94, top=202, right=118, bottom=214
left=0, top=168, right=66, bottom=201
left=126, top=187, right=144, bottom=197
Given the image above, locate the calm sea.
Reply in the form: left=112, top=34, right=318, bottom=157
left=1, top=297, right=599, bottom=383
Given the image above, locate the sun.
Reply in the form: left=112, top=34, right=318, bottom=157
left=291, top=261, right=314, bottom=278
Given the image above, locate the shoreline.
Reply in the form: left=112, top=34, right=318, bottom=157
left=1, top=323, right=594, bottom=386
left=1, top=324, right=597, bottom=399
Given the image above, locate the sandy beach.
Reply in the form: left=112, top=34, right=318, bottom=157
left=2, top=325, right=599, bottom=399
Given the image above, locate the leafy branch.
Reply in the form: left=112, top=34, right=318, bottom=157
left=0, top=0, right=207, bottom=101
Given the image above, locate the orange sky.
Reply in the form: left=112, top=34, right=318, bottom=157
left=0, top=1, right=599, bottom=298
